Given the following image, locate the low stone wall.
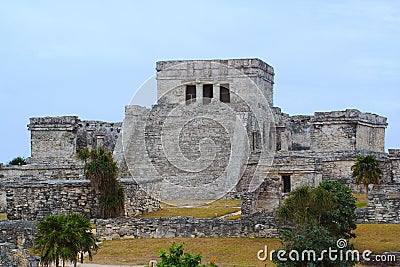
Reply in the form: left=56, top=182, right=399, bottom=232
left=5, top=179, right=160, bottom=220
left=0, top=242, right=40, bottom=267
left=0, top=220, right=40, bottom=267
left=356, top=184, right=400, bottom=224
left=122, top=179, right=161, bottom=216
left=0, top=220, right=37, bottom=248
left=6, top=180, right=99, bottom=220
left=0, top=163, right=84, bottom=181
left=95, top=214, right=277, bottom=240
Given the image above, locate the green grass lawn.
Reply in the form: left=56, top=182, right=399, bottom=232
left=89, top=224, right=400, bottom=266
left=90, top=237, right=281, bottom=267
left=352, top=224, right=400, bottom=253
left=138, top=199, right=242, bottom=219
left=354, top=193, right=367, bottom=208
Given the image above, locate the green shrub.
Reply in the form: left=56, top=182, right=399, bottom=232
left=8, top=157, right=27, bottom=165
left=274, top=181, right=357, bottom=266
left=157, top=243, right=217, bottom=267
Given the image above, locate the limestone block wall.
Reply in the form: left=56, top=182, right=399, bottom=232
left=0, top=242, right=40, bottom=267
left=312, top=122, right=357, bottom=152
left=244, top=150, right=399, bottom=216
left=241, top=179, right=281, bottom=216
left=28, top=116, right=78, bottom=162
left=76, top=120, right=122, bottom=152
left=144, top=104, right=237, bottom=186
left=0, top=163, right=84, bottom=180
left=320, top=156, right=355, bottom=182
left=4, top=179, right=160, bottom=220
left=114, top=105, right=153, bottom=179
left=311, top=110, right=387, bottom=153
left=121, top=179, right=161, bottom=216
left=0, top=221, right=41, bottom=266
left=156, top=59, right=275, bottom=107
left=95, top=215, right=277, bottom=240
left=0, top=191, right=5, bottom=212
left=270, top=153, right=321, bottom=189
left=28, top=116, right=122, bottom=164
left=357, top=184, right=400, bottom=223
left=277, top=116, right=313, bottom=151
left=0, top=220, right=37, bottom=248
left=389, top=150, right=400, bottom=183
left=356, top=124, right=385, bottom=152
left=5, top=180, right=99, bottom=220
left=273, top=109, right=386, bottom=154
left=116, top=96, right=273, bottom=200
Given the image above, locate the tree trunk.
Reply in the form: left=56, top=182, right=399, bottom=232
left=81, top=252, right=84, bottom=263
left=365, top=184, right=369, bottom=200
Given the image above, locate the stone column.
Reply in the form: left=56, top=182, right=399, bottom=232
left=214, top=84, right=220, bottom=102
left=96, top=135, right=105, bottom=148
left=196, top=84, right=202, bottom=101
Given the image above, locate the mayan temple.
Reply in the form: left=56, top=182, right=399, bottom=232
left=1, top=60, right=399, bottom=260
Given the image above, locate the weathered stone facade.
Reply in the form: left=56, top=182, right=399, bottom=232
left=0, top=57, right=399, bottom=222
left=0, top=220, right=39, bottom=267
left=115, top=59, right=277, bottom=202
left=28, top=116, right=121, bottom=164
left=0, top=243, right=40, bottom=267
left=0, top=221, right=37, bottom=248
left=5, top=179, right=160, bottom=220
left=357, top=184, right=400, bottom=224
left=95, top=213, right=277, bottom=240
left=0, top=57, right=399, bottom=264
left=114, top=59, right=398, bottom=211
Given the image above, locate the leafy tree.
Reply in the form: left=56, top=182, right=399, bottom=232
left=351, top=155, right=382, bottom=199
left=319, top=180, right=357, bottom=239
left=78, top=146, right=124, bottom=218
left=8, top=156, right=27, bottom=165
left=274, top=181, right=357, bottom=267
left=35, top=213, right=98, bottom=267
left=157, top=243, right=217, bottom=267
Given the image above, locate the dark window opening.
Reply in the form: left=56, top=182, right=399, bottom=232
left=282, top=175, right=291, bottom=193
left=252, top=131, right=261, bottom=151
left=186, top=85, right=196, bottom=104
left=252, top=132, right=256, bottom=151
left=203, top=84, right=213, bottom=104
left=220, top=84, right=230, bottom=103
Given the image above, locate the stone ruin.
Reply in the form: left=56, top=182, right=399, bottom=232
left=0, top=59, right=399, bottom=264
left=1, top=58, right=400, bottom=215
left=1, top=58, right=400, bottom=217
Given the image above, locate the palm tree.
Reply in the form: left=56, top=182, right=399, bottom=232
left=35, top=214, right=66, bottom=267
left=78, top=146, right=124, bottom=218
left=351, top=155, right=383, bottom=199
left=277, top=185, right=335, bottom=227
left=67, top=213, right=98, bottom=265
left=35, top=213, right=98, bottom=267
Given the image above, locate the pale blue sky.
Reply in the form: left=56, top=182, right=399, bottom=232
left=1, top=1, right=399, bottom=163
